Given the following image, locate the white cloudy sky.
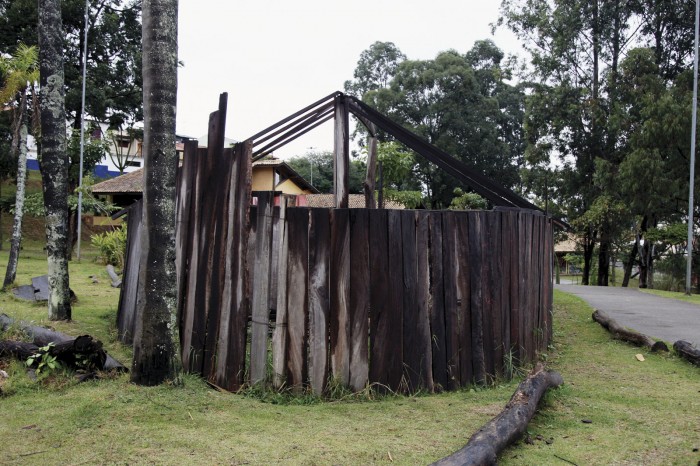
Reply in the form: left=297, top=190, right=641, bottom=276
left=176, top=0, right=524, bottom=158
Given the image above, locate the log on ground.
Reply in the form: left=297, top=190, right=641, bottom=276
left=592, top=310, right=669, bottom=352
left=0, top=313, right=127, bottom=372
left=673, top=340, right=700, bottom=367
left=0, top=335, right=107, bottom=370
left=431, top=364, right=563, bottom=466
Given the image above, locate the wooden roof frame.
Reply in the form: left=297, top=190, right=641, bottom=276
left=245, top=91, right=542, bottom=212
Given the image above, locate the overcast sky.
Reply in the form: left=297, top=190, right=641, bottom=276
left=176, top=0, right=524, bottom=158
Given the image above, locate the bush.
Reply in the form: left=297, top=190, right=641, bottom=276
left=91, top=224, right=127, bottom=268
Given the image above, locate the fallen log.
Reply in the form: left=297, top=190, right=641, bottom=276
left=592, top=310, right=669, bottom=352
left=0, top=335, right=107, bottom=370
left=431, top=364, right=564, bottom=466
left=0, top=313, right=127, bottom=372
left=673, top=340, right=700, bottom=367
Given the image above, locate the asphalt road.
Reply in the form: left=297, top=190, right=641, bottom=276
left=555, top=284, right=700, bottom=347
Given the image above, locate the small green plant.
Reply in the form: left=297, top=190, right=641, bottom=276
left=26, top=343, right=62, bottom=375
left=91, top=223, right=127, bottom=268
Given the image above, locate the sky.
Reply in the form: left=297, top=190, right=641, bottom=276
left=176, top=0, right=524, bottom=159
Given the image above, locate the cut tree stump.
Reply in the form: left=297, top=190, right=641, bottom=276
left=592, top=310, right=669, bottom=352
left=673, top=340, right=700, bottom=367
left=431, top=364, right=564, bottom=466
left=0, top=313, right=127, bottom=372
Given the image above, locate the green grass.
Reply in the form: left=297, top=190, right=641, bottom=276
left=640, top=288, right=700, bottom=306
left=0, top=243, right=699, bottom=465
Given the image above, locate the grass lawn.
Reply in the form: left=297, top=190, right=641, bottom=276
left=0, top=237, right=699, bottom=465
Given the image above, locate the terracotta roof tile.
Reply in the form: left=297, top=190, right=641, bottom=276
left=91, top=169, right=144, bottom=194
left=304, top=193, right=405, bottom=209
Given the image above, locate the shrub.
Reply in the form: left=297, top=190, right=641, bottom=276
left=91, top=224, right=127, bottom=268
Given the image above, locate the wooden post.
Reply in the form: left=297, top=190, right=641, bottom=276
left=364, top=130, right=378, bottom=209
left=272, top=197, right=289, bottom=388
left=334, top=95, right=349, bottom=208
left=250, top=191, right=274, bottom=385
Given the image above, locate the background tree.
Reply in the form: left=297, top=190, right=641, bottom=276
left=0, top=0, right=143, bottom=129
left=130, top=0, right=181, bottom=385
left=0, top=43, right=38, bottom=288
left=38, top=0, right=71, bottom=320
left=347, top=40, right=527, bottom=208
left=286, top=149, right=365, bottom=194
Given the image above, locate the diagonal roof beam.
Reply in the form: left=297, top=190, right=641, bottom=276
left=252, top=111, right=334, bottom=161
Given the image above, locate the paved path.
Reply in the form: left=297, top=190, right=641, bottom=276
left=555, top=284, right=700, bottom=347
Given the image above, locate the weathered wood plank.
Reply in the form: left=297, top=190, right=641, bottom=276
left=183, top=147, right=209, bottom=374
left=499, top=211, right=512, bottom=375
left=441, top=212, right=461, bottom=389
left=414, top=211, right=434, bottom=391
left=308, top=208, right=331, bottom=395
left=349, top=209, right=370, bottom=391
left=456, top=213, right=473, bottom=386
left=214, top=141, right=252, bottom=391
left=268, top=205, right=281, bottom=311
left=401, top=210, right=420, bottom=391
left=286, top=207, right=310, bottom=388
left=250, top=191, right=274, bottom=384
left=488, top=212, right=503, bottom=377
left=480, top=212, right=495, bottom=380
left=368, top=209, right=393, bottom=391
left=116, top=199, right=143, bottom=344
left=175, top=140, right=197, bottom=328
left=333, top=96, right=349, bottom=208
left=330, top=208, right=351, bottom=385
left=386, top=210, right=405, bottom=391
left=272, top=197, right=289, bottom=388
left=468, top=212, right=485, bottom=385
left=510, top=210, right=521, bottom=365
left=429, top=212, right=448, bottom=390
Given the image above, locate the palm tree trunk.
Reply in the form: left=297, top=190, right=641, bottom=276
left=39, top=0, right=71, bottom=320
left=3, top=92, right=29, bottom=289
left=130, top=0, right=181, bottom=385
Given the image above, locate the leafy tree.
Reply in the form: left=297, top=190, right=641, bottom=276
left=130, top=0, right=181, bottom=385
left=0, top=0, right=143, bottom=130
left=38, top=0, right=71, bottom=320
left=286, top=150, right=365, bottom=194
left=344, top=41, right=406, bottom=99
left=348, top=40, right=526, bottom=208
left=0, top=43, right=37, bottom=288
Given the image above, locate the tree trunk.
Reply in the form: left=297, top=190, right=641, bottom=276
left=639, top=240, right=651, bottom=288
left=582, top=230, right=596, bottom=286
left=3, top=93, right=29, bottom=289
left=597, top=237, right=610, bottom=286
left=431, top=364, right=564, bottom=466
left=622, top=235, right=639, bottom=287
left=39, top=0, right=71, bottom=321
left=592, top=310, right=669, bottom=352
left=130, top=0, right=181, bottom=386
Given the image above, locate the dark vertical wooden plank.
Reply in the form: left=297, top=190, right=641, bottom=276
left=286, top=207, right=310, bottom=388
left=455, top=212, right=473, bottom=386
left=308, top=208, right=331, bottom=395
left=414, top=211, right=434, bottom=392
left=518, top=212, right=532, bottom=363
left=175, top=140, right=197, bottom=330
left=546, top=219, right=554, bottom=344
left=333, top=95, right=349, bottom=208
left=467, top=212, right=485, bottom=385
left=250, top=191, right=274, bottom=384
left=488, top=211, right=503, bottom=378
left=533, top=215, right=544, bottom=352
left=500, top=211, right=512, bottom=374
left=386, top=210, right=405, bottom=391
left=401, top=210, right=420, bottom=391
left=429, top=212, right=448, bottom=390
left=215, top=142, right=252, bottom=391
left=183, top=147, right=209, bottom=374
left=268, top=205, right=281, bottom=311
left=480, top=212, right=495, bottom=381
left=510, top=210, right=522, bottom=365
left=441, top=212, right=461, bottom=389
left=116, top=199, right=143, bottom=344
left=349, top=209, right=370, bottom=391
left=330, top=208, right=351, bottom=385
left=368, top=209, right=392, bottom=390
left=272, top=197, right=289, bottom=388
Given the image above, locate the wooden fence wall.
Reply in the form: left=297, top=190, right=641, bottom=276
left=117, top=142, right=553, bottom=394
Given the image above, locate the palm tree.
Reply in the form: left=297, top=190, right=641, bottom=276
left=1, top=43, right=38, bottom=289
left=130, top=0, right=182, bottom=385
left=39, top=0, right=72, bottom=320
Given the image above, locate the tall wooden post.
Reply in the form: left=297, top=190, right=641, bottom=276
left=334, top=95, right=349, bottom=208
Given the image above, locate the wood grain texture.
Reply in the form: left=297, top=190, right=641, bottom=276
left=308, top=208, right=331, bottom=394
left=330, top=209, right=351, bottom=385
